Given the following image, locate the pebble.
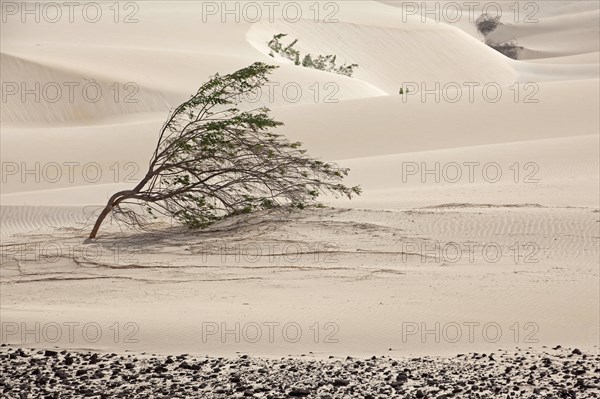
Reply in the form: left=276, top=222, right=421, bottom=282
left=0, top=347, right=598, bottom=398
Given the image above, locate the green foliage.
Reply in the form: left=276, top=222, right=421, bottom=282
left=129, top=62, right=360, bottom=230
left=267, top=34, right=359, bottom=77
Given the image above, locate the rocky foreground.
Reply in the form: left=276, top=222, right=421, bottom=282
left=1, top=346, right=598, bottom=398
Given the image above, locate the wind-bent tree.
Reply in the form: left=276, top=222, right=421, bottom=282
left=88, top=62, right=360, bottom=239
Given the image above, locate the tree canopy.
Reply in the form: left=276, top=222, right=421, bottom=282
left=88, top=62, right=360, bottom=239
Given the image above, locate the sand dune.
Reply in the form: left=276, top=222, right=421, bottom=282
left=525, top=51, right=600, bottom=65
left=1, top=0, right=598, bottom=372
left=0, top=53, right=170, bottom=124
left=1, top=206, right=598, bottom=357
left=2, top=48, right=385, bottom=124
left=0, top=206, right=91, bottom=238
left=248, top=18, right=517, bottom=94
left=378, top=0, right=600, bottom=63
left=275, top=79, right=599, bottom=159
left=492, top=8, right=600, bottom=60
left=1, top=115, right=161, bottom=193
left=332, top=135, right=599, bottom=208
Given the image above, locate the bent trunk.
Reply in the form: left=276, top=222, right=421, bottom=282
left=87, top=173, right=154, bottom=239
left=88, top=201, right=115, bottom=239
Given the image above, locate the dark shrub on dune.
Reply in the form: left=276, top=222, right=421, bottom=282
left=487, top=40, right=523, bottom=60
left=475, top=14, right=502, bottom=36
left=476, top=13, right=523, bottom=60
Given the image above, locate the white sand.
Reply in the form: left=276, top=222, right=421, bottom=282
left=1, top=1, right=598, bottom=358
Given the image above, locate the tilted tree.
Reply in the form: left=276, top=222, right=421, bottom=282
left=88, top=62, right=360, bottom=239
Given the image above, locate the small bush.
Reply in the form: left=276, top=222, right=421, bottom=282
left=475, top=14, right=522, bottom=60
left=487, top=41, right=523, bottom=60
left=475, top=14, right=502, bottom=37
left=267, top=33, right=359, bottom=77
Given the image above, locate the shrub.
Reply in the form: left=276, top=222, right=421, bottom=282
left=475, top=14, right=502, bottom=36
left=88, top=63, right=360, bottom=239
left=475, top=14, right=522, bottom=60
left=267, top=33, right=359, bottom=77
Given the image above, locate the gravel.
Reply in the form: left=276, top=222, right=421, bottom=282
left=1, top=346, right=598, bottom=398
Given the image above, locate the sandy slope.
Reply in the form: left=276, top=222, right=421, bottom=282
left=333, top=134, right=600, bottom=209
left=1, top=206, right=598, bottom=357
left=275, top=79, right=599, bottom=159
left=1, top=0, right=598, bottom=359
left=377, top=0, right=600, bottom=83
left=0, top=53, right=170, bottom=124
left=247, top=18, right=517, bottom=94
left=377, top=1, right=600, bottom=54
left=3, top=78, right=598, bottom=193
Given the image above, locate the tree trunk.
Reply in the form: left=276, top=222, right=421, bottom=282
left=88, top=201, right=115, bottom=239
left=87, top=172, right=153, bottom=239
